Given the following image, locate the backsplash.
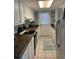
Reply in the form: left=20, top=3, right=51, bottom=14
left=14, top=19, right=39, bottom=34
left=14, top=24, right=24, bottom=33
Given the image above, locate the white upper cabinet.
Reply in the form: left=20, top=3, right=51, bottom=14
left=14, top=0, right=20, bottom=26
left=14, top=0, right=34, bottom=26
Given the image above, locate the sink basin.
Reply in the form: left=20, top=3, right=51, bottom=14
left=24, top=31, right=35, bottom=34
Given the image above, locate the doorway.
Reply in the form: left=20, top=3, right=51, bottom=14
left=39, top=12, right=51, bottom=36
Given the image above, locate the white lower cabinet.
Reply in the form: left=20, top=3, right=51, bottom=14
left=29, top=37, right=34, bottom=59
left=21, top=37, right=34, bottom=59
left=31, top=37, right=34, bottom=58
left=28, top=38, right=32, bottom=59
left=36, top=27, right=40, bottom=40
left=21, top=51, right=29, bottom=59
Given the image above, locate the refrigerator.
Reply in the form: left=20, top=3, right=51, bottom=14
left=56, top=8, right=65, bottom=59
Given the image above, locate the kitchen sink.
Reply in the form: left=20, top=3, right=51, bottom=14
left=24, top=31, right=35, bottom=34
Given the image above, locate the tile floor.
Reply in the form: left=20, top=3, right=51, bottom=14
left=33, top=36, right=56, bottom=59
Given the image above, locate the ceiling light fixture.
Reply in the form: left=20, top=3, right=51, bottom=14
left=38, top=0, right=54, bottom=8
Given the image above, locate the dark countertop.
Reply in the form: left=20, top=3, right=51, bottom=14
left=14, top=34, right=33, bottom=58
left=14, top=25, right=39, bottom=58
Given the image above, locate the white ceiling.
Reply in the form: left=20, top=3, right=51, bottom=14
left=25, top=0, right=65, bottom=11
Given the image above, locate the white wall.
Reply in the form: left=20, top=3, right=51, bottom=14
left=24, top=6, right=34, bottom=19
